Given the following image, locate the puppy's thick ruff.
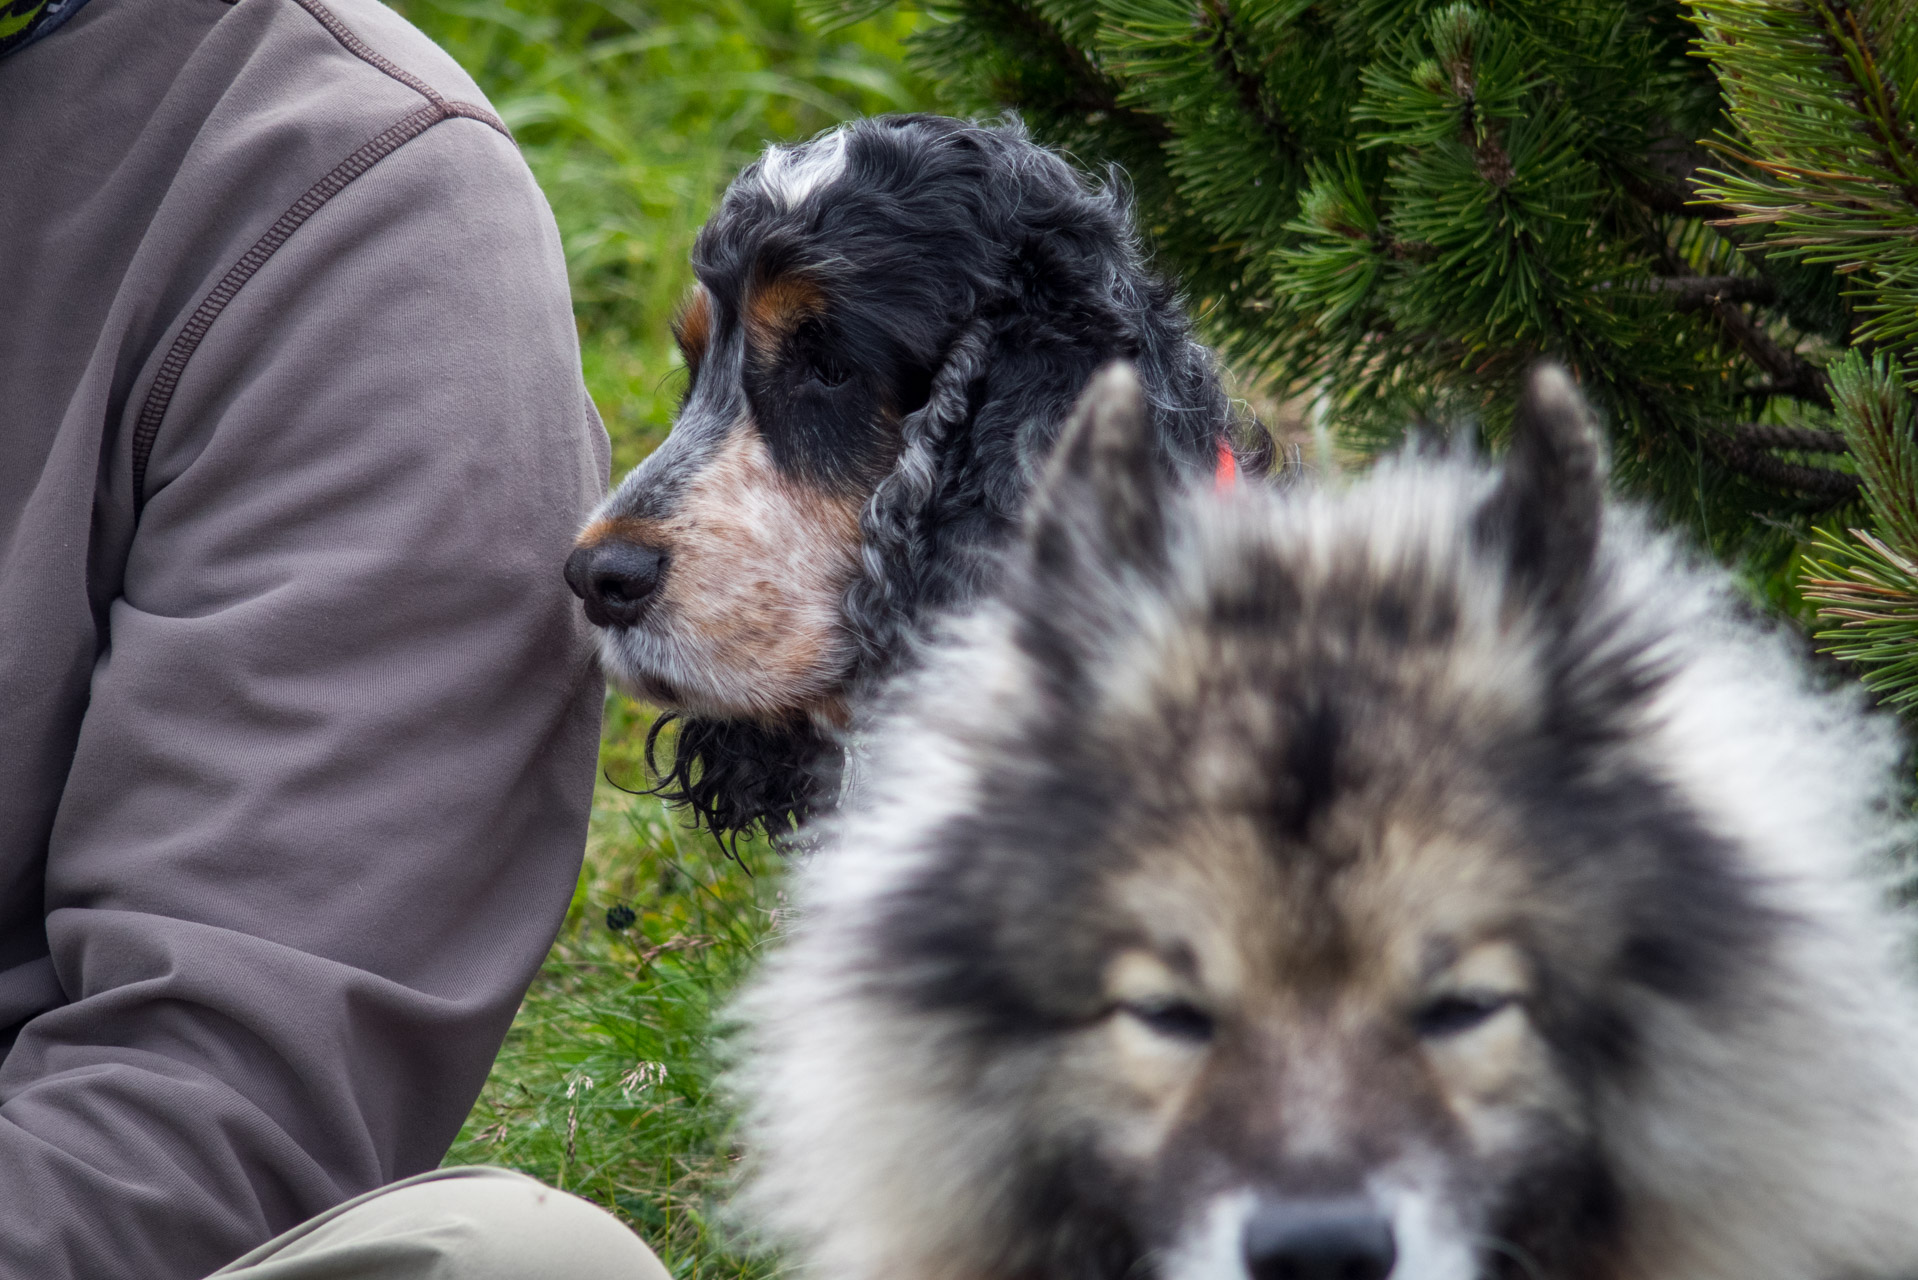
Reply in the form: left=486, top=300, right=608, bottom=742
left=737, top=365, right=1918, bottom=1280
left=566, top=116, right=1247, bottom=840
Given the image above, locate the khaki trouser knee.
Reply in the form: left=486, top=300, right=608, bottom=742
left=211, top=1165, right=670, bottom=1279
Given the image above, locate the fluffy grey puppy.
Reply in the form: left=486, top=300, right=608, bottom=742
left=733, top=363, right=1918, bottom=1280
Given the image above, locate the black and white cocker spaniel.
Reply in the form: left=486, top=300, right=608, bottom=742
left=565, top=114, right=1258, bottom=842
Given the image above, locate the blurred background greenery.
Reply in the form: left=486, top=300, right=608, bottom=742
left=385, top=0, right=931, bottom=1272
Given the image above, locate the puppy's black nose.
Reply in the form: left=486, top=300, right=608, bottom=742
left=1242, top=1199, right=1396, bottom=1280
left=565, top=539, right=667, bottom=629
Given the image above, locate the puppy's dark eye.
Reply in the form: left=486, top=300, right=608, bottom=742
left=1411, top=992, right=1514, bottom=1038
left=1120, top=999, right=1215, bottom=1043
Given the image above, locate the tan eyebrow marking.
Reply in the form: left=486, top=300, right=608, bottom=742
left=1106, top=950, right=1196, bottom=1004
left=673, top=285, right=711, bottom=376
left=743, top=273, right=825, bottom=360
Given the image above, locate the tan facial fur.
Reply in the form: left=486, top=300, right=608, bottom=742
left=674, top=285, right=711, bottom=377
left=744, top=274, right=825, bottom=362
left=1086, top=949, right=1213, bottom=1159
left=580, top=421, right=862, bottom=720
left=1058, top=818, right=1567, bottom=1190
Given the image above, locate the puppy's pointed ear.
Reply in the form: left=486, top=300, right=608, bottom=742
left=1026, top=362, right=1167, bottom=574
left=1474, top=364, right=1605, bottom=613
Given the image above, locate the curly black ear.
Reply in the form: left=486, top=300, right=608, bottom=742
left=841, top=321, right=994, bottom=684
left=837, top=121, right=1237, bottom=688
left=1474, top=364, right=1605, bottom=614
left=1026, top=363, right=1168, bottom=577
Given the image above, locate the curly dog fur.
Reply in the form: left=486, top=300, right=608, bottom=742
left=567, top=114, right=1255, bottom=841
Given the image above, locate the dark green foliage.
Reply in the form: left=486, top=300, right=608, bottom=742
left=1681, top=0, right=1918, bottom=714
left=1831, top=349, right=1918, bottom=557
left=1803, top=351, right=1918, bottom=710
left=851, top=0, right=1882, bottom=564
left=1690, top=0, right=1918, bottom=369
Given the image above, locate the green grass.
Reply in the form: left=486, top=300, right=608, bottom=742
left=442, top=727, right=782, bottom=1277
left=387, top=0, right=933, bottom=1270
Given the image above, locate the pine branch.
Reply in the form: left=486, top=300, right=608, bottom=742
left=1705, top=293, right=1833, bottom=408
left=1829, top=347, right=1918, bottom=552
left=964, top=0, right=1172, bottom=143
left=1804, top=526, right=1918, bottom=709
left=925, top=0, right=1882, bottom=529
left=1732, top=422, right=1850, bottom=453
left=1611, top=140, right=1736, bottom=221
left=1197, top=0, right=1298, bottom=161
left=1624, top=173, right=1733, bottom=221
left=1639, top=247, right=1813, bottom=397
left=1711, top=436, right=1860, bottom=499
left=1470, top=122, right=1515, bottom=188
left=1742, top=380, right=1837, bottom=407
left=1819, top=0, right=1918, bottom=206
left=1691, top=0, right=1918, bottom=361
left=1433, top=14, right=1514, bottom=187
left=1649, top=275, right=1777, bottom=306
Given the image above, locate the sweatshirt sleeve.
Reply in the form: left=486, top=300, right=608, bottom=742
left=0, top=114, right=609, bottom=1280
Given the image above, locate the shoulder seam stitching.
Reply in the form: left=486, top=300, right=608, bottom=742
left=129, top=100, right=492, bottom=511
left=130, top=0, right=518, bottom=512
left=288, top=0, right=510, bottom=139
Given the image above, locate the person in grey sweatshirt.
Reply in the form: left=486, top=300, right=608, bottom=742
left=0, top=0, right=666, bottom=1273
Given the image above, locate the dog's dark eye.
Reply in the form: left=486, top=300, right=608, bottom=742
left=1120, top=999, right=1215, bottom=1043
left=1411, top=992, right=1514, bottom=1038
left=793, top=319, right=849, bottom=388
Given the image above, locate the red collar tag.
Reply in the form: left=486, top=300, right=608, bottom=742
left=1215, top=438, right=1238, bottom=491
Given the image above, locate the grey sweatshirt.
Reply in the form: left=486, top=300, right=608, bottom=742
left=0, top=0, right=608, bottom=1274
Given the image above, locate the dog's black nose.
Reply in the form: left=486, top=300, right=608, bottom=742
left=565, top=538, right=667, bottom=629
left=1242, top=1199, right=1396, bottom=1280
